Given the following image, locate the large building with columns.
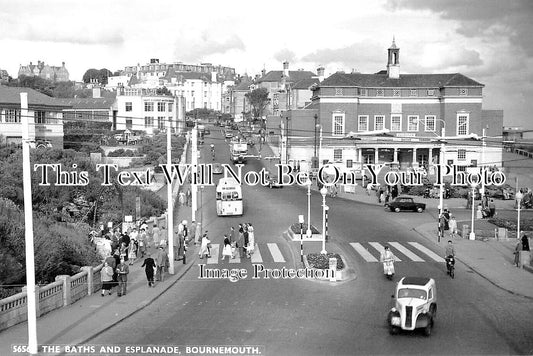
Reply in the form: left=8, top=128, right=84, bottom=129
left=279, top=40, right=503, bottom=174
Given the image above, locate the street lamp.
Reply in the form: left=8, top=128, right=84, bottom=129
left=317, top=124, right=323, bottom=170
left=320, top=187, right=328, bottom=254
left=305, top=178, right=312, bottom=237
left=299, top=214, right=304, bottom=262
left=470, top=182, right=478, bottom=240
left=516, top=190, right=524, bottom=240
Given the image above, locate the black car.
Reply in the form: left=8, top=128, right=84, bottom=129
left=385, top=196, right=426, bottom=213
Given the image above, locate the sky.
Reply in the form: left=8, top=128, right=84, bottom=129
left=1, top=0, right=532, bottom=128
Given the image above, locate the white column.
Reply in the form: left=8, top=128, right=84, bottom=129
left=412, top=148, right=417, bottom=168
left=191, top=125, right=198, bottom=222
left=358, top=148, right=363, bottom=169
left=393, top=148, right=398, bottom=163
left=374, top=148, right=379, bottom=164
left=22, top=93, right=38, bottom=355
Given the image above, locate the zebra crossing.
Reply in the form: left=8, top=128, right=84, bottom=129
left=200, top=243, right=286, bottom=264
left=349, top=242, right=445, bottom=263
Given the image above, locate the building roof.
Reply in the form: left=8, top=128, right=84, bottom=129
left=234, top=80, right=252, bottom=91
left=320, top=72, right=484, bottom=88
left=292, top=78, right=320, bottom=90
left=164, top=69, right=213, bottom=83
left=0, top=86, right=72, bottom=109
left=258, top=70, right=316, bottom=83
left=57, top=97, right=115, bottom=110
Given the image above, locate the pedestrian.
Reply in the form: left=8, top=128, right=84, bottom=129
left=443, top=209, right=450, bottom=231
left=138, top=229, right=147, bottom=258
left=128, top=239, right=138, bottom=265
left=152, top=224, right=161, bottom=247
left=119, top=242, right=128, bottom=262
left=154, top=246, right=167, bottom=282
left=159, top=226, right=167, bottom=247
left=101, top=261, right=114, bottom=296
left=449, top=215, right=458, bottom=238
left=229, top=226, right=236, bottom=258
left=116, top=257, right=129, bottom=297
left=182, top=220, right=188, bottom=243
left=247, top=223, right=255, bottom=257
left=243, top=224, right=249, bottom=258
left=366, top=182, right=373, bottom=196
left=514, top=239, right=522, bottom=267
left=466, top=190, right=472, bottom=209
left=380, top=191, right=385, bottom=205
left=104, top=253, right=117, bottom=271
left=199, top=234, right=211, bottom=259
left=150, top=168, right=157, bottom=183
left=236, top=226, right=245, bottom=258
left=190, top=221, right=197, bottom=245
left=522, top=234, right=530, bottom=252
left=222, top=234, right=232, bottom=262
left=112, top=250, right=121, bottom=287
left=186, top=188, right=192, bottom=207
left=179, top=191, right=186, bottom=206
left=488, top=199, right=496, bottom=218
left=141, top=253, right=156, bottom=287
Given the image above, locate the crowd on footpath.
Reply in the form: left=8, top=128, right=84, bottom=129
left=197, top=223, right=256, bottom=261
left=92, top=218, right=202, bottom=296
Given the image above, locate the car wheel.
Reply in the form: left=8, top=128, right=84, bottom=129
left=394, top=207, right=401, bottom=213
left=389, top=325, right=399, bottom=335
left=417, top=207, right=424, bottom=213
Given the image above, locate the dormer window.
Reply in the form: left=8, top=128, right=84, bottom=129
left=393, top=89, right=400, bottom=97
left=376, top=89, right=384, bottom=97
left=427, top=89, right=435, bottom=96
left=459, top=88, right=468, bottom=96
left=335, top=88, right=343, bottom=96
left=410, top=89, right=417, bottom=97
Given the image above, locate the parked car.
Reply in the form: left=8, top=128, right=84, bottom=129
left=265, top=171, right=283, bottom=189
left=225, top=131, right=234, bottom=139
left=387, top=277, right=437, bottom=336
left=213, top=163, right=223, bottom=175
left=385, top=196, right=426, bottom=213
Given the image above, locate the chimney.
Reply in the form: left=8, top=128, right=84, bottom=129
left=62, top=61, right=65, bottom=67
left=317, top=66, right=325, bottom=82
left=261, top=68, right=266, bottom=77
left=283, top=61, right=289, bottom=78
left=92, top=87, right=101, bottom=98
left=211, top=71, right=217, bottom=82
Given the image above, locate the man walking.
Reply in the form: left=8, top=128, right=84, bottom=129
left=154, top=246, right=167, bottom=282
left=116, top=257, right=129, bottom=297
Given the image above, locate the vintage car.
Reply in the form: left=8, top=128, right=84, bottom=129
left=212, top=163, right=223, bottom=175
left=265, top=171, right=283, bottom=189
left=387, top=277, right=437, bottom=336
left=385, top=196, right=426, bottom=213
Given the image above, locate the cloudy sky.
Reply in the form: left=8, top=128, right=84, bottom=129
left=1, top=0, right=532, bottom=127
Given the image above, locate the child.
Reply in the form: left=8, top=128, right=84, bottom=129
left=449, top=216, right=458, bottom=238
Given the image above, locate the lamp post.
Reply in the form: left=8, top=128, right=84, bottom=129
left=318, top=125, right=323, bottom=170
left=516, top=190, right=524, bottom=240
left=320, top=187, right=328, bottom=254
left=470, top=182, right=478, bottom=240
left=305, top=179, right=312, bottom=237
left=298, top=214, right=304, bottom=262
left=314, top=114, right=318, bottom=169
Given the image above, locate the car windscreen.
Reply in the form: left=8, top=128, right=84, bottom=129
left=398, top=288, right=427, bottom=300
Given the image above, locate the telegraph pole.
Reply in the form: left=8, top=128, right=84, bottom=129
left=166, top=117, right=174, bottom=274
left=21, top=93, right=38, bottom=355
left=191, top=122, right=198, bottom=222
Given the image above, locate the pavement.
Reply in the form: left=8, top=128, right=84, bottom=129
left=2, top=134, right=533, bottom=354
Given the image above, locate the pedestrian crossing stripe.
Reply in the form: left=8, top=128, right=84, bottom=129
left=204, top=243, right=285, bottom=264
left=349, top=242, right=445, bottom=263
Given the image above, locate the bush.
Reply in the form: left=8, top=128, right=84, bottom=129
left=306, top=253, right=345, bottom=270
left=488, top=217, right=533, bottom=231
left=290, top=223, right=320, bottom=234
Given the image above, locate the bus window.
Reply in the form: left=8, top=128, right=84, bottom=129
left=232, top=192, right=239, bottom=199
left=216, top=192, right=221, bottom=199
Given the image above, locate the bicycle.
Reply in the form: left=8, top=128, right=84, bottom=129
left=446, top=256, right=455, bottom=278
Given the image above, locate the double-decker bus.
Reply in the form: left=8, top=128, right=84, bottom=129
left=230, top=140, right=248, bottom=164
left=216, top=177, right=243, bottom=216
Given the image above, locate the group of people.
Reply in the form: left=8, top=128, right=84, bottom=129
left=198, top=223, right=256, bottom=261
left=99, top=220, right=175, bottom=297
left=438, top=208, right=458, bottom=239
left=514, top=234, right=531, bottom=267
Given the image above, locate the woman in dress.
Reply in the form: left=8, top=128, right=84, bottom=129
left=199, top=234, right=211, bottom=259
left=128, top=239, right=138, bottom=265
left=222, top=234, right=232, bottom=262
left=141, top=253, right=156, bottom=287
left=247, top=223, right=255, bottom=257
left=101, top=261, right=114, bottom=296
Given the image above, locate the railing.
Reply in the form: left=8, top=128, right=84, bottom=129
left=514, top=148, right=533, bottom=159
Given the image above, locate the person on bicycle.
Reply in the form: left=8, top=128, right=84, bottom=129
left=445, top=240, right=455, bottom=273
left=210, top=143, right=214, bottom=151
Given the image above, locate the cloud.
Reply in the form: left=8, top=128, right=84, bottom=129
left=387, top=0, right=533, bottom=55
left=300, top=42, right=385, bottom=72
left=173, top=32, right=245, bottom=62
left=21, top=27, right=125, bottom=46
left=273, top=49, right=296, bottom=63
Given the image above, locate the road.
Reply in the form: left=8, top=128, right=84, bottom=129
left=90, top=126, right=533, bottom=355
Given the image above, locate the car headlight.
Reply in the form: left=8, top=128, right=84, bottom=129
left=391, top=316, right=401, bottom=326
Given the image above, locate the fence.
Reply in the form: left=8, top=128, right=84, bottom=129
left=0, top=264, right=103, bottom=332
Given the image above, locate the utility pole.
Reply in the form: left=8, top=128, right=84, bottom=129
left=191, top=122, right=198, bottom=222
left=166, top=117, right=174, bottom=274
left=480, top=127, right=487, bottom=197
left=21, top=93, right=38, bottom=355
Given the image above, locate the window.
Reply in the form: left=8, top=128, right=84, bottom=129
left=459, top=88, right=468, bottom=96
left=126, top=119, right=132, bottom=129
left=168, top=104, right=173, bottom=112
left=391, top=115, right=402, bottom=131
left=158, top=117, right=165, bottom=130
left=191, top=90, right=195, bottom=97
left=374, top=115, right=385, bottom=131
left=376, top=89, right=384, bottom=97
left=335, top=88, right=343, bottom=96
left=5, top=109, right=21, bottom=123
left=410, top=89, right=417, bottom=97
left=393, top=89, right=400, bottom=97
left=427, top=89, right=435, bottom=96
left=204, top=91, right=207, bottom=97
left=34, top=111, right=46, bottom=124
left=359, top=88, right=367, bottom=96
left=458, top=149, right=466, bottom=161
left=425, top=116, right=436, bottom=131
left=125, top=102, right=132, bottom=112
left=346, top=159, right=353, bottom=168
left=457, top=113, right=469, bottom=136
left=157, top=102, right=165, bottom=112
left=333, top=149, right=343, bottom=162
left=407, top=116, right=419, bottom=131
left=358, top=115, right=368, bottom=131
left=144, top=117, right=154, bottom=127
left=332, top=113, right=345, bottom=136
left=144, top=102, right=154, bottom=112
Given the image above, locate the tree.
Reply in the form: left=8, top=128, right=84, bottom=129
left=156, top=86, right=172, bottom=96
left=245, top=87, right=270, bottom=121
left=82, top=68, right=112, bottom=85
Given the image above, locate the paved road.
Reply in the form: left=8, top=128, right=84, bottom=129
left=88, top=127, right=533, bottom=355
